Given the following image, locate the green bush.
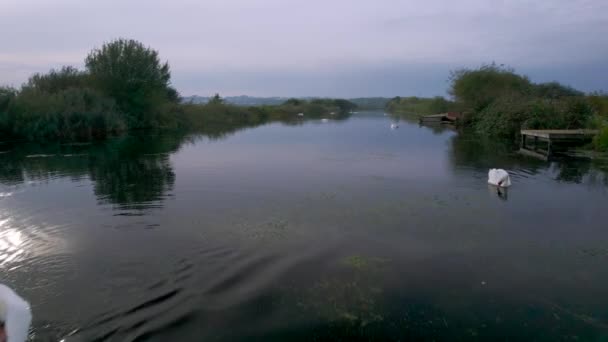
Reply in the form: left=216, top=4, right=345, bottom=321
left=473, top=94, right=531, bottom=138
left=1, top=39, right=354, bottom=142
left=595, top=127, right=608, bottom=151
left=588, top=93, right=608, bottom=119
left=449, top=63, right=533, bottom=112
left=6, top=88, right=125, bottom=141
left=443, top=63, right=598, bottom=138
left=0, top=87, right=17, bottom=136
left=472, top=95, right=594, bottom=138
left=533, top=82, right=584, bottom=99
left=23, top=66, right=89, bottom=93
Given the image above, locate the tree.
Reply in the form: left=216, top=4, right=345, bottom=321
left=449, top=63, right=532, bottom=112
left=24, top=66, right=89, bottom=94
left=428, top=96, right=450, bottom=113
left=85, top=39, right=177, bottom=127
left=208, top=93, right=224, bottom=105
left=283, top=98, right=304, bottom=106
left=333, top=99, right=357, bottom=113
left=534, top=82, right=583, bottom=99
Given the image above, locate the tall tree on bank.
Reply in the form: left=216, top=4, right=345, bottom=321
left=449, top=63, right=532, bottom=113
left=85, top=39, right=178, bottom=128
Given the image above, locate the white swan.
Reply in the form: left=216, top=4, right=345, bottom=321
left=0, top=284, right=31, bottom=342
left=390, top=123, right=399, bottom=129
left=488, top=169, right=511, bottom=187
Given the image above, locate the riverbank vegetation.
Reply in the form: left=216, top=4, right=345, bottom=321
left=386, top=63, right=608, bottom=151
left=386, top=96, right=458, bottom=116
left=0, top=39, right=355, bottom=142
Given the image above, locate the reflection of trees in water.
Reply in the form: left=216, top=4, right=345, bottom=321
left=88, top=135, right=181, bottom=211
left=421, top=123, right=453, bottom=135
left=389, top=113, right=452, bottom=135
left=0, top=123, right=261, bottom=211
left=0, top=142, right=91, bottom=185
left=550, top=160, right=608, bottom=186
left=448, top=131, right=539, bottom=171
left=1, top=118, right=343, bottom=209
left=0, top=134, right=182, bottom=212
left=448, top=131, right=608, bottom=187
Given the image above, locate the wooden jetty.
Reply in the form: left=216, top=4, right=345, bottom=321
left=519, top=129, right=598, bottom=160
left=419, top=112, right=462, bottom=124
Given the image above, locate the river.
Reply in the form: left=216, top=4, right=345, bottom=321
left=1, top=111, right=607, bottom=341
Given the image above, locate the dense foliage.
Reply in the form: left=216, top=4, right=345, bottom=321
left=177, top=96, right=354, bottom=135
left=1, top=68, right=125, bottom=141
left=385, top=63, right=606, bottom=151
left=0, top=39, right=355, bottom=142
left=449, top=64, right=533, bottom=113
left=448, top=64, right=599, bottom=141
left=588, top=93, right=608, bottom=151
left=85, top=39, right=179, bottom=128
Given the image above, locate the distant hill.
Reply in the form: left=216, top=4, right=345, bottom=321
left=182, top=95, right=390, bottom=109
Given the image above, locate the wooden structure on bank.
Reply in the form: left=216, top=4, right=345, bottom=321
left=519, top=129, right=598, bottom=160
left=419, top=112, right=462, bottom=124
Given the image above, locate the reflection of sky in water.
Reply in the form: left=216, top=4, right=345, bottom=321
left=0, top=218, right=25, bottom=267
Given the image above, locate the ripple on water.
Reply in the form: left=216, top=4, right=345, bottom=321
left=57, top=241, right=336, bottom=341
left=0, top=191, right=15, bottom=198
left=0, top=213, right=69, bottom=271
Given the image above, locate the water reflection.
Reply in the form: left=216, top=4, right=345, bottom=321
left=1, top=113, right=608, bottom=341
left=0, top=136, right=180, bottom=214
left=0, top=220, right=25, bottom=266
left=0, top=123, right=259, bottom=213
left=88, top=135, right=180, bottom=212
left=1, top=117, right=607, bottom=216
left=448, top=131, right=608, bottom=189
left=389, top=112, right=454, bottom=135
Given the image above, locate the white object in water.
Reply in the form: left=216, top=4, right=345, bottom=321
left=488, top=169, right=511, bottom=187
left=321, top=118, right=329, bottom=123
left=0, top=284, right=32, bottom=342
left=390, top=123, right=399, bottom=129
left=297, top=113, right=304, bottom=117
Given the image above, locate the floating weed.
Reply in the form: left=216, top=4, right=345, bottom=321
left=342, top=255, right=390, bottom=271
left=286, top=255, right=392, bottom=329
left=578, top=247, right=608, bottom=258
left=234, top=217, right=290, bottom=241
left=297, top=277, right=386, bottom=328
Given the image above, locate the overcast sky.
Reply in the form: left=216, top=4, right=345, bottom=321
left=1, top=0, right=606, bottom=97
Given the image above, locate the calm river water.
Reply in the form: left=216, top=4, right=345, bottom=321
left=1, top=112, right=607, bottom=341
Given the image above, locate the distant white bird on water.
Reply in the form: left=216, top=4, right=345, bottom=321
left=488, top=169, right=511, bottom=187
left=390, top=123, right=399, bottom=129
left=321, top=118, right=329, bottom=123
left=297, top=113, right=304, bottom=117
left=0, top=284, right=32, bottom=342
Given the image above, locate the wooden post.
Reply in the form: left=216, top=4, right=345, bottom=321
left=533, top=136, right=538, bottom=151
left=547, top=139, right=552, bottom=157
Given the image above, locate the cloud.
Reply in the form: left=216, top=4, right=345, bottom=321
left=1, top=0, right=606, bottom=95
